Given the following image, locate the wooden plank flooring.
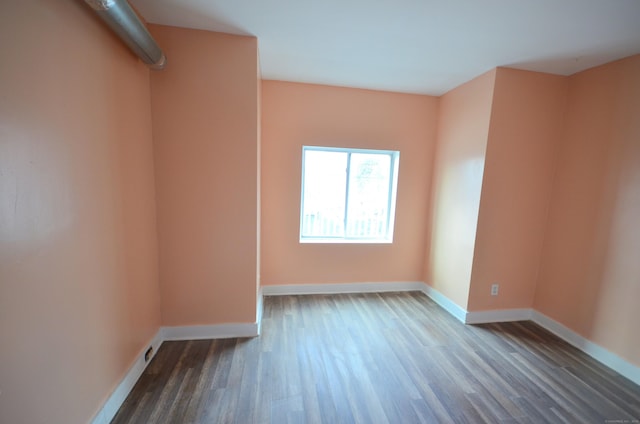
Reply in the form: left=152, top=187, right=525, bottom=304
left=112, top=292, right=640, bottom=423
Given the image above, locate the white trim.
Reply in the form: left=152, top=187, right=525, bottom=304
left=261, top=281, right=425, bottom=296
left=93, top=308, right=264, bottom=421
left=420, top=284, right=467, bottom=323
left=465, top=308, right=532, bottom=324
left=299, top=238, right=393, bottom=244
left=91, top=330, right=163, bottom=424
left=161, top=322, right=259, bottom=341
left=256, top=287, right=264, bottom=335
left=531, top=310, right=584, bottom=347
left=420, top=285, right=640, bottom=386
left=531, top=311, right=640, bottom=386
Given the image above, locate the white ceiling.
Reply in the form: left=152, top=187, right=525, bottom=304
left=131, top=0, right=640, bottom=95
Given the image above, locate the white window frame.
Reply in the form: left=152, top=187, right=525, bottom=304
left=299, top=145, right=400, bottom=244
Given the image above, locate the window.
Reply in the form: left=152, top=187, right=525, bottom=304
left=300, top=146, right=400, bottom=243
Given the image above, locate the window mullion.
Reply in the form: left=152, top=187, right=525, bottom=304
left=343, top=152, right=351, bottom=236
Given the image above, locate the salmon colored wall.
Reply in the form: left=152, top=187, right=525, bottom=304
left=535, top=55, right=640, bottom=367
left=0, top=1, right=161, bottom=423
left=257, top=61, right=262, bottom=298
left=425, top=71, right=496, bottom=309
left=467, top=69, right=567, bottom=311
left=261, top=81, right=437, bottom=285
left=149, top=25, right=260, bottom=326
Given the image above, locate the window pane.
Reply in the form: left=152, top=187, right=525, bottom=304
left=301, top=150, right=347, bottom=237
left=346, top=153, right=391, bottom=238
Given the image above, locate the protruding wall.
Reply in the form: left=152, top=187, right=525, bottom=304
left=468, top=69, right=567, bottom=311
left=425, top=70, right=496, bottom=309
left=149, top=26, right=260, bottom=326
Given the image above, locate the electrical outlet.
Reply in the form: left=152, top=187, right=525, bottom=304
left=491, top=283, right=499, bottom=296
left=144, top=346, right=153, bottom=362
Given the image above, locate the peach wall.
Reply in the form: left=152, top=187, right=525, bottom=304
left=425, top=71, right=496, bottom=309
left=467, top=69, right=567, bottom=311
left=261, top=81, right=437, bottom=285
left=535, top=55, right=640, bottom=367
left=257, top=59, right=262, bottom=298
left=0, top=1, right=160, bottom=423
left=149, top=25, right=259, bottom=326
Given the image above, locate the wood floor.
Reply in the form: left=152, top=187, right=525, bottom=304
left=112, top=292, right=640, bottom=423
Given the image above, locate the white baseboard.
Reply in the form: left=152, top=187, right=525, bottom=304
left=422, top=285, right=640, bottom=386
left=261, top=281, right=425, bottom=296
left=465, top=308, right=532, bottom=324
left=91, top=329, right=163, bottom=424
left=420, top=284, right=467, bottom=323
left=256, top=287, right=264, bottom=335
left=91, top=321, right=259, bottom=423
left=531, top=311, right=640, bottom=386
left=162, top=322, right=259, bottom=341
left=92, top=307, right=264, bottom=421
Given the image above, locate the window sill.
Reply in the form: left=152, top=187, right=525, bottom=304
left=299, top=238, right=393, bottom=244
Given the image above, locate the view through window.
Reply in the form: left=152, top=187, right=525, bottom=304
left=300, top=146, right=399, bottom=242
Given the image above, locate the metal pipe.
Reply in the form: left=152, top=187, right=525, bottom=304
left=85, top=0, right=166, bottom=70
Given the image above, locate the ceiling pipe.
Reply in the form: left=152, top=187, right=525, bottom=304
left=84, top=0, right=166, bottom=70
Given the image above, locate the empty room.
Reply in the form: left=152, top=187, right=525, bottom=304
left=1, top=0, right=640, bottom=423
